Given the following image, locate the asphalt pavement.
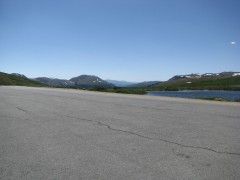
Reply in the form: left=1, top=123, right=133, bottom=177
left=0, top=86, right=240, bottom=180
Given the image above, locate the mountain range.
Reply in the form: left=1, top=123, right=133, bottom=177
left=34, top=77, right=75, bottom=87
left=34, top=76, right=160, bottom=88
left=150, top=72, right=240, bottom=91
left=1, top=71, right=240, bottom=91
left=169, top=72, right=240, bottom=81
left=34, top=75, right=114, bottom=88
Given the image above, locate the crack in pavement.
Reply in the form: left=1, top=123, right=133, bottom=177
left=7, top=92, right=240, bottom=155
left=16, top=107, right=28, bottom=113
left=64, top=115, right=240, bottom=156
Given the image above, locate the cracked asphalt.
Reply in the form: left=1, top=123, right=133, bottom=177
left=0, top=86, right=240, bottom=180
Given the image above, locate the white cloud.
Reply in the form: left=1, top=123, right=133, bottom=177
left=230, top=41, right=236, bottom=45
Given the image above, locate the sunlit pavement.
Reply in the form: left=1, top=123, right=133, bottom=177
left=1, top=86, right=240, bottom=180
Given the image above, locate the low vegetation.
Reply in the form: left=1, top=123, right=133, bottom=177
left=0, top=72, right=46, bottom=87
left=196, top=97, right=240, bottom=102
left=90, top=87, right=146, bottom=95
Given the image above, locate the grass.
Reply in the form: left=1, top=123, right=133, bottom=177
left=90, top=87, right=146, bottom=95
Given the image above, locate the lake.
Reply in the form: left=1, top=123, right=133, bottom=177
left=146, top=90, right=240, bottom=101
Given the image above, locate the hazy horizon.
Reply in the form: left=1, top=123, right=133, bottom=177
left=1, top=0, right=239, bottom=81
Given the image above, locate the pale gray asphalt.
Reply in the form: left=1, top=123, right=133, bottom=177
left=0, top=86, right=240, bottom=180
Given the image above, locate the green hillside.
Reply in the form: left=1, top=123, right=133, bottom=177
left=0, top=72, right=46, bottom=87
left=150, top=76, right=240, bottom=91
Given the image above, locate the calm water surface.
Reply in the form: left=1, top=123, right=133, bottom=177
left=146, top=90, right=240, bottom=101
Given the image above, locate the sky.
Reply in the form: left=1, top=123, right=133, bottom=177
left=0, top=0, right=239, bottom=82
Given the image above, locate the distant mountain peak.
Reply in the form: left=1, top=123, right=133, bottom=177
left=70, top=75, right=114, bottom=88
left=106, top=79, right=138, bottom=87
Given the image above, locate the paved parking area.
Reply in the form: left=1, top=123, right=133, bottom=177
left=0, top=86, right=240, bottom=180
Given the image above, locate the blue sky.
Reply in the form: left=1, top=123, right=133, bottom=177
left=0, top=0, right=239, bottom=81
